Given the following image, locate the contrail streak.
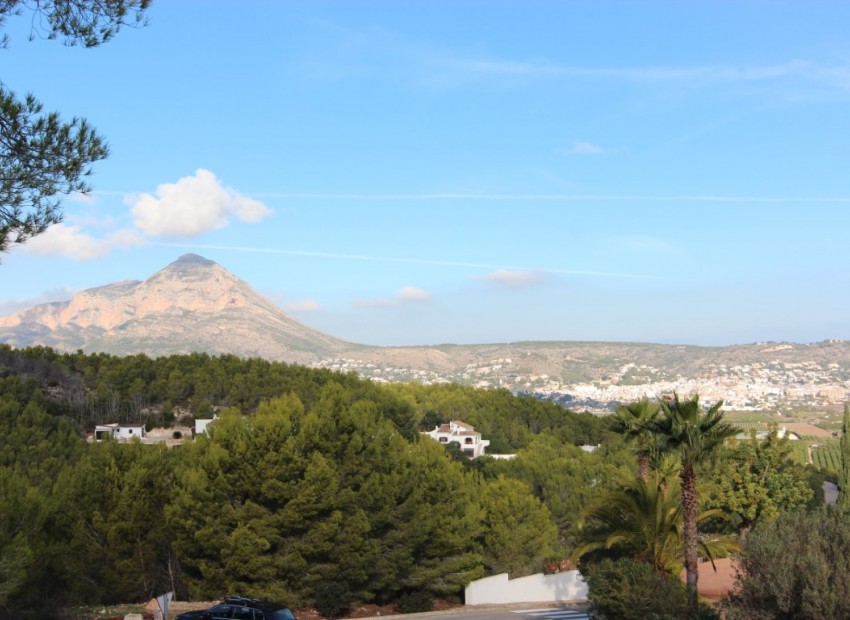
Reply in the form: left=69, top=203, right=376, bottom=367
left=152, top=242, right=662, bottom=280
left=248, top=192, right=850, bottom=203
left=93, top=190, right=850, bottom=203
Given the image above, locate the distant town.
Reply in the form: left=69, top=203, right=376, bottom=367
left=314, top=353, right=850, bottom=412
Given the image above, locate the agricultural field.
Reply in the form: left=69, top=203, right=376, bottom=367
left=723, top=410, right=789, bottom=424
left=811, top=440, right=843, bottom=474
left=721, top=412, right=842, bottom=466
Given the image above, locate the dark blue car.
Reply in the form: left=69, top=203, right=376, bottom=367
left=175, top=597, right=297, bottom=620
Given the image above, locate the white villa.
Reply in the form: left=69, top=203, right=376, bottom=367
left=424, top=420, right=490, bottom=458
left=94, top=423, right=146, bottom=441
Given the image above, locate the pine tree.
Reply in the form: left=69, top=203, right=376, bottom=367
left=0, top=0, right=150, bottom=255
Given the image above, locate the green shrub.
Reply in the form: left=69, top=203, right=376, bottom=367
left=313, top=582, right=352, bottom=618
left=722, top=507, right=850, bottom=619
left=395, top=590, right=433, bottom=614
left=583, top=558, right=717, bottom=620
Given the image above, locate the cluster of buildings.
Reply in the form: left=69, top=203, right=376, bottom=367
left=315, top=355, right=850, bottom=411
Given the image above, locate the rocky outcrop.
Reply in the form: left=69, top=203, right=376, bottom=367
left=0, top=254, right=356, bottom=362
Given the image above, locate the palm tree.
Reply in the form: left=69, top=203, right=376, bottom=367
left=653, top=393, right=738, bottom=613
left=610, top=397, right=661, bottom=481
left=572, top=474, right=737, bottom=575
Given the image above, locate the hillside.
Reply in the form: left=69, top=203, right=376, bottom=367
left=1, top=254, right=848, bottom=410
left=0, top=254, right=359, bottom=363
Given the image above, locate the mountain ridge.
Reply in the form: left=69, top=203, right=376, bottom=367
left=0, top=253, right=357, bottom=362
left=1, top=254, right=848, bottom=410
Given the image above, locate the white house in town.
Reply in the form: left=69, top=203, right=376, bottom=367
left=94, top=423, right=146, bottom=441
left=424, top=420, right=490, bottom=458
left=735, top=426, right=801, bottom=442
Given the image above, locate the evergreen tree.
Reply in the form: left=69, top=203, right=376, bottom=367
left=0, top=467, right=42, bottom=608
left=0, top=0, right=150, bottom=255
left=840, top=404, right=850, bottom=510
left=167, top=391, right=486, bottom=610
left=482, top=435, right=632, bottom=549
left=723, top=508, right=850, bottom=619
left=479, top=476, right=558, bottom=577
left=52, top=440, right=176, bottom=604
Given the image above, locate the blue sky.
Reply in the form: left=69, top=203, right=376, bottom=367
left=2, top=1, right=850, bottom=347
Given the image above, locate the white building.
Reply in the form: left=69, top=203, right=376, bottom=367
left=735, top=426, right=801, bottom=441
left=194, top=415, right=218, bottom=437
left=424, top=420, right=490, bottom=458
left=94, top=423, right=146, bottom=441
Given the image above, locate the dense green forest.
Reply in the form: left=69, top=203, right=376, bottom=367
left=0, top=345, right=619, bottom=618
left=0, top=345, right=837, bottom=619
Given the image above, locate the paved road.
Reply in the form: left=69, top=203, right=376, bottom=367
left=381, top=605, right=591, bottom=620
left=511, top=607, right=590, bottom=620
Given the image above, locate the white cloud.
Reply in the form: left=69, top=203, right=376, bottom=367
left=354, top=286, right=431, bottom=307
left=22, top=224, right=145, bottom=260
left=397, top=286, right=430, bottom=302
left=128, top=169, right=272, bottom=237
left=478, top=270, right=544, bottom=288
left=66, top=213, right=118, bottom=230
left=23, top=224, right=111, bottom=259
left=285, top=299, right=323, bottom=312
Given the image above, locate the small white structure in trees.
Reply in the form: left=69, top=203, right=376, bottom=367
left=94, top=423, right=146, bottom=441
left=194, top=414, right=218, bottom=437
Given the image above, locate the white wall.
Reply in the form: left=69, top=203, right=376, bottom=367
left=116, top=426, right=145, bottom=440
left=195, top=418, right=216, bottom=435
left=465, top=571, right=587, bottom=605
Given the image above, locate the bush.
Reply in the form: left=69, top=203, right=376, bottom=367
left=395, top=590, right=433, bottom=614
left=722, top=507, right=850, bottom=619
left=172, top=430, right=182, bottom=439
left=313, top=582, right=353, bottom=618
left=583, top=558, right=717, bottom=620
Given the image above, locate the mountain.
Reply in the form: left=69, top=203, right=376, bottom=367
left=2, top=254, right=849, bottom=410
left=0, top=254, right=357, bottom=362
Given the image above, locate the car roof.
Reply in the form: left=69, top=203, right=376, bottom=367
left=223, top=596, right=290, bottom=611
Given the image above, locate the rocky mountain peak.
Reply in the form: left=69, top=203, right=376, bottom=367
left=0, top=255, right=355, bottom=362
left=156, top=253, right=219, bottom=276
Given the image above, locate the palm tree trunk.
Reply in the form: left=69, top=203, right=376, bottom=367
left=680, top=464, right=699, bottom=614
left=637, top=454, right=650, bottom=482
